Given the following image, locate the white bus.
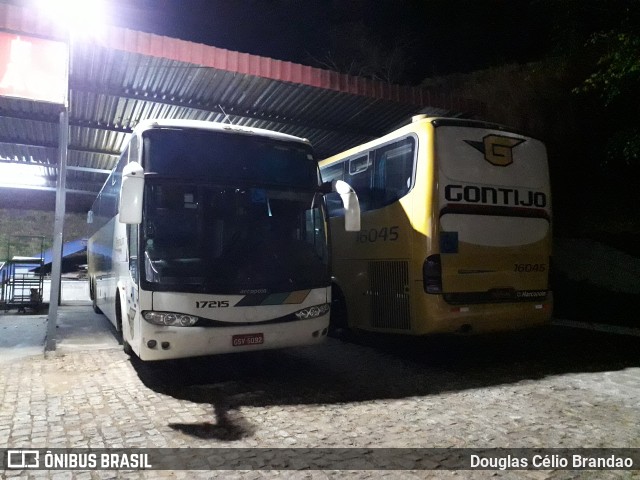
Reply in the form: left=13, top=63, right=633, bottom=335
left=87, top=119, right=359, bottom=360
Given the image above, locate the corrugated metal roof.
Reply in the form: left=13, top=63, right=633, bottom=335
left=0, top=2, right=483, bottom=211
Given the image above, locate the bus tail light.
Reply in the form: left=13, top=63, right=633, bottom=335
left=143, top=311, right=198, bottom=327
left=423, top=254, right=442, bottom=294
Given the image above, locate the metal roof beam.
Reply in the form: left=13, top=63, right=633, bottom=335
left=0, top=183, right=100, bottom=196
left=0, top=108, right=60, bottom=124
left=0, top=160, right=110, bottom=175
left=69, top=81, right=383, bottom=139
left=0, top=137, right=119, bottom=157
left=0, top=111, right=133, bottom=136
left=67, top=166, right=111, bottom=174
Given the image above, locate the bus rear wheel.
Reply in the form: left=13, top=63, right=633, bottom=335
left=90, top=279, right=102, bottom=314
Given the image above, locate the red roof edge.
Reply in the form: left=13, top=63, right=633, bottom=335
left=103, top=27, right=475, bottom=112
left=0, top=3, right=481, bottom=114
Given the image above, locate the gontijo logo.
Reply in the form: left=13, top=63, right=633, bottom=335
left=464, top=134, right=525, bottom=166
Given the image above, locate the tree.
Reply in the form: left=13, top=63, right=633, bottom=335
left=566, top=1, right=640, bottom=171
left=575, top=29, right=640, bottom=169
left=310, top=19, right=416, bottom=84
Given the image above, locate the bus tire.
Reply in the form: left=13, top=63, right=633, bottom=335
left=328, top=284, right=350, bottom=339
left=116, top=291, right=135, bottom=357
left=123, top=339, right=133, bottom=356
left=90, top=279, right=102, bottom=314
left=115, top=292, right=124, bottom=336
left=92, top=297, right=102, bottom=314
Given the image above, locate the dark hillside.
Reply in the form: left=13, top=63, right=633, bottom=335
left=0, top=210, right=88, bottom=262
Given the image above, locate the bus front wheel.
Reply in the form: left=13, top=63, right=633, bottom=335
left=329, top=285, right=350, bottom=339
left=122, top=339, right=133, bottom=356
left=115, top=293, right=133, bottom=356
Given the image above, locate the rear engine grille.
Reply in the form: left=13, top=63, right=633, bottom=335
left=368, top=260, right=410, bottom=330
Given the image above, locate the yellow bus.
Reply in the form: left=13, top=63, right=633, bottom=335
left=319, top=115, right=552, bottom=336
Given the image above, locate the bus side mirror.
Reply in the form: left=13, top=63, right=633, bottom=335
left=334, top=180, right=361, bottom=232
left=119, top=161, right=144, bottom=224
left=320, top=181, right=333, bottom=194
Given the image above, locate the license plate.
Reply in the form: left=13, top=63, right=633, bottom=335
left=232, top=333, right=264, bottom=347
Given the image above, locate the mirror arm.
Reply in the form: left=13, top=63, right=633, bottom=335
left=319, top=181, right=333, bottom=194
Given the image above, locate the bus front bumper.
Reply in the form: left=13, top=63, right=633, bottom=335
left=136, top=315, right=330, bottom=361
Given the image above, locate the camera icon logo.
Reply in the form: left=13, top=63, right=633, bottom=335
left=7, top=450, right=40, bottom=469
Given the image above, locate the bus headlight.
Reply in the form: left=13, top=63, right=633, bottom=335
left=143, top=311, right=199, bottom=327
left=294, top=303, right=330, bottom=320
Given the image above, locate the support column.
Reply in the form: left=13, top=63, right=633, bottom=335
left=45, top=108, right=69, bottom=353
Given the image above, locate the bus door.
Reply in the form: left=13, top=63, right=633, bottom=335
left=124, top=223, right=140, bottom=344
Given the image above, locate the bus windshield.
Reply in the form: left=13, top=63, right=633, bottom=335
left=141, top=182, right=328, bottom=294
left=142, top=128, right=318, bottom=189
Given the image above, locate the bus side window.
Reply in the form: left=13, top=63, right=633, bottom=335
left=321, top=162, right=346, bottom=218
left=372, top=137, right=416, bottom=209
left=346, top=154, right=372, bottom=212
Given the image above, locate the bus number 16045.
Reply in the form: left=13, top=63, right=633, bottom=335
left=357, top=226, right=399, bottom=243
left=514, top=263, right=546, bottom=273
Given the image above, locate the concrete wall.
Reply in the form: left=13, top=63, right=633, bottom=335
left=42, top=280, right=90, bottom=305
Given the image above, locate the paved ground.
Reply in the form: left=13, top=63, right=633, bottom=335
left=0, top=305, right=639, bottom=479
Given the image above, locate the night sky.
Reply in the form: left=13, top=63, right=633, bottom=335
left=110, top=0, right=553, bottom=83
left=111, top=0, right=332, bottom=63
